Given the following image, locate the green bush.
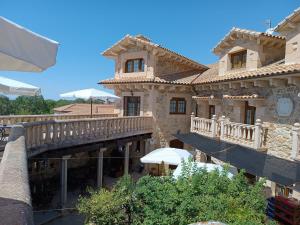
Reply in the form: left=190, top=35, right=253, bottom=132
left=77, top=162, right=274, bottom=225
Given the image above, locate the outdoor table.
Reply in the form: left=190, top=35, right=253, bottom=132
left=0, top=124, right=12, bottom=142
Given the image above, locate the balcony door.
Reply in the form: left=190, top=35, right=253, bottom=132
left=208, top=105, right=215, bottom=119
left=244, top=101, right=256, bottom=125
left=123, top=96, right=140, bottom=116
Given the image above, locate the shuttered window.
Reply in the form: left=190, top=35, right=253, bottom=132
left=125, top=58, right=144, bottom=73
left=231, top=50, right=247, bottom=69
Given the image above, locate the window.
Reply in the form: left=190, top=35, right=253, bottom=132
left=125, top=58, right=144, bottom=73
left=169, top=98, right=186, bottom=114
left=230, top=50, right=247, bottom=69
left=124, top=96, right=140, bottom=116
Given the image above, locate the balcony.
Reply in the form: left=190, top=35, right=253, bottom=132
left=190, top=114, right=300, bottom=157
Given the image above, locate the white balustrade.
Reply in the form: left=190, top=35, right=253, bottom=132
left=191, top=116, right=213, bottom=136
left=24, top=116, right=153, bottom=151
left=190, top=114, right=267, bottom=150
left=0, top=113, right=118, bottom=125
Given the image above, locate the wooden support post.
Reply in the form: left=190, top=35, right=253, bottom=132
left=124, top=142, right=132, bottom=175
left=60, top=155, right=71, bottom=209
left=97, top=148, right=107, bottom=188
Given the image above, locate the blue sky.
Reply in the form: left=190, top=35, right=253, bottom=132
left=1, top=0, right=299, bottom=99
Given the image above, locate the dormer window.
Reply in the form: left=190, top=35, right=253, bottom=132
left=230, top=50, right=247, bottom=69
left=125, top=58, right=144, bottom=73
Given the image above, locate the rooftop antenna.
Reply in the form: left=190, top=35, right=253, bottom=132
left=265, top=19, right=272, bottom=29
left=264, top=19, right=274, bottom=34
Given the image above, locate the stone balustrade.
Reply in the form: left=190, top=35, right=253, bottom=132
left=0, top=113, right=118, bottom=125
left=191, top=114, right=267, bottom=150
left=23, top=116, right=153, bottom=156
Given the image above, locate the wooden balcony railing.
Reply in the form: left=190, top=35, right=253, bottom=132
left=23, top=116, right=153, bottom=156
left=0, top=113, right=118, bottom=125
left=191, top=114, right=267, bottom=150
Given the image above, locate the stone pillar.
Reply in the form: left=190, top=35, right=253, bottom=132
left=144, top=139, right=152, bottom=172
left=190, top=112, right=195, bottom=132
left=60, top=155, right=71, bottom=208
left=270, top=182, right=276, bottom=197
left=220, top=115, right=225, bottom=139
left=97, top=147, right=107, bottom=189
left=291, top=123, right=300, bottom=159
left=211, top=115, right=217, bottom=138
left=124, top=142, right=132, bottom=175
left=195, top=149, right=206, bottom=162
left=254, top=119, right=262, bottom=149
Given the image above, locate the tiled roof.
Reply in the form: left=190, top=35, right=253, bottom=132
left=100, top=70, right=201, bottom=85
left=223, top=94, right=264, bottom=100
left=275, top=7, right=300, bottom=32
left=192, top=63, right=300, bottom=84
left=213, top=27, right=285, bottom=55
left=102, top=34, right=208, bottom=70
left=53, top=103, right=115, bottom=115
left=192, top=95, right=216, bottom=100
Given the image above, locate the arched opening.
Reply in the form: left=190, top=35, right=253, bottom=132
left=169, top=139, right=184, bottom=149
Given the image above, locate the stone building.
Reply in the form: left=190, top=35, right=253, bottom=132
left=100, top=8, right=300, bottom=198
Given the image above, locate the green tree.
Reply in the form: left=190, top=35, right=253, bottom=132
left=77, top=163, right=276, bottom=225
left=0, top=95, right=11, bottom=115
left=11, top=95, right=50, bottom=115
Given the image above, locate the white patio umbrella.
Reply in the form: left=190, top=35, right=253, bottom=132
left=0, top=16, right=59, bottom=72
left=0, top=76, right=40, bottom=96
left=140, top=147, right=192, bottom=166
left=173, top=162, right=238, bottom=179
left=60, top=88, right=120, bottom=117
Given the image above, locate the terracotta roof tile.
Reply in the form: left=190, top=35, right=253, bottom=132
left=192, top=63, right=300, bottom=84
left=275, top=7, right=300, bottom=32
left=223, top=94, right=264, bottom=100
left=102, top=34, right=208, bottom=70
left=53, top=104, right=115, bottom=115
left=213, top=27, right=285, bottom=55
left=100, top=69, right=201, bottom=85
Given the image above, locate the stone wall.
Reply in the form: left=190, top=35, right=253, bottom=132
left=151, top=89, right=192, bottom=148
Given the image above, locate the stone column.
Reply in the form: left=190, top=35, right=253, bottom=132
left=124, top=142, right=132, bottom=175
left=220, top=115, right=225, bottom=139
left=60, top=155, right=71, bottom=208
left=97, top=147, right=107, bottom=189
left=190, top=112, right=195, bottom=132
left=211, top=115, right=217, bottom=138
left=143, top=139, right=152, bottom=172
left=254, top=119, right=262, bottom=150
left=291, top=123, right=300, bottom=159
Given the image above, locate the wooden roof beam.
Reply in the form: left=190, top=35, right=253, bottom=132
left=288, top=77, right=300, bottom=86
left=254, top=80, right=269, bottom=87
left=270, top=78, right=287, bottom=87
left=229, top=82, right=241, bottom=89
left=241, top=81, right=253, bottom=88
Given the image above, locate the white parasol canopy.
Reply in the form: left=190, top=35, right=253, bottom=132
left=140, top=148, right=192, bottom=165
left=0, top=76, right=40, bottom=96
left=173, top=162, right=238, bottom=179
left=0, top=16, right=59, bottom=72
left=60, top=88, right=119, bottom=101
left=60, top=88, right=119, bottom=116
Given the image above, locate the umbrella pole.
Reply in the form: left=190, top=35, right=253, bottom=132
left=90, top=98, right=93, bottom=118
